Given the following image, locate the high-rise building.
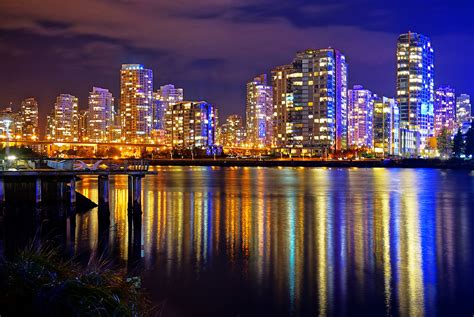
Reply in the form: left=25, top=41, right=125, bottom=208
left=20, top=98, right=39, bottom=140
left=456, top=94, right=472, bottom=133
left=152, top=94, right=166, bottom=132
left=373, top=97, right=400, bottom=157
left=158, top=84, right=183, bottom=112
left=45, top=110, right=56, bottom=141
left=284, top=48, right=348, bottom=155
left=53, top=94, right=79, bottom=142
left=88, top=87, right=114, bottom=142
left=271, top=64, right=293, bottom=148
left=120, top=64, right=153, bottom=143
left=0, top=107, right=19, bottom=140
left=347, top=85, right=373, bottom=148
left=434, top=86, right=456, bottom=136
left=218, top=114, right=245, bottom=147
left=156, top=84, right=184, bottom=145
left=78, top=110, right=89, bottom=142
left=246, top=74, right=273, bottom=148
left=396, top=32, right=434, bottom=152
left=169, top=101, right=217, bottom=150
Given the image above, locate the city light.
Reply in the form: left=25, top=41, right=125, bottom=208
left=0, top=33, right=471, bottom=160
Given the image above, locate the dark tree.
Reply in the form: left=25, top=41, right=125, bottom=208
left=436, top=127, right=452, bottom=159
left=465, top=126, right=474, bottom=158
left=452, top=129, right=464, bottom=158
left=0, top=146, right=41, bottom=158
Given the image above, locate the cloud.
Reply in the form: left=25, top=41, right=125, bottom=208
left=36, top=20, right=73, bottom=31
left=0, top=0, right=397, bottom=75
left=0, top=0, right=473, bottom=122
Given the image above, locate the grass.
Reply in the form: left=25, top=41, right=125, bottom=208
left=0, top=244, right=151, bottom=316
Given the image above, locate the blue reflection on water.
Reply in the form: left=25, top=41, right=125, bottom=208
left=2, top=167, right=474, bottom=316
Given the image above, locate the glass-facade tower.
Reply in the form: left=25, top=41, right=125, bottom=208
left=434, top=86, right=456, bottom=136
left=20, top=98, right=39, bottom=140
left=271, top=64, right=293, bottom=148
left=286, top=48, right=347, bottom=155
left=169, top=101, right=216, bottom=150
left=120, top=64, right=153, bottom=143
left=396, top=32, right=434, bottom=150
left=347, top=85, right=373, bottom=148
left=456, top=94, right=472, bottom=134
left=53, top=94, right=79, bottom=142
left=88, top=87, right=114, bottom=142
left=373, top=97, right=400, bottom=157
left=245, top=74, right=273, bottom=148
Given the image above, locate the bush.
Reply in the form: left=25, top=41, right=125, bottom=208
left=0, top=245, right=151, bottom=316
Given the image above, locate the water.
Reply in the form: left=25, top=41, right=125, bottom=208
left=3, top=167, right=474, bottom=316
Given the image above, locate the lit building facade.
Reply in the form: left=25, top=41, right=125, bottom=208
left=0, top=108, right=20, bottom=140
left=434, top=86, right=456, bottom=136
left=159, top=85, right=184, bottom=127
left=88, top=87, right=114, bottom=142
left=20, top=98, right=39, bottom=140
left=152, top=93, right=166, bottom=132
left=373, top=97, right=400, bottom=157
left=245, top=74, right=273, bottom=148
left=120, top=64, right=153, bottom=143
left=45, top=110, right=55, bottom=141
left=281, top=48, right=348, bottom=155
left=78, top=110, right=89, bottom=142
left=396, top=32, right=434, bottom=152
left=169, top=101, right=216, bottom=150
left=53, top=94, right=79, bottom=142
left=400, top=128, right=421, bottom=157
left=157, top=84, right=184, bottom=145
left=271, top=64, right=292, bottom=148
left=159, top=84, right=183, bottom=120
left=218, top=114, right=245, bottom=147
left=456, top=94, right=472, bottom=133
left=108, top=113, right=122, bottom=143
left=347, top=85, right=373, bottom=148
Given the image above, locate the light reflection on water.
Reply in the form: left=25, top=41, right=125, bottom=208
left=53, top=167, right=474, bottom=315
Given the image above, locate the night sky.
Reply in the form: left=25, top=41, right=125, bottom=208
left=1, top=0, right=473, bottom=129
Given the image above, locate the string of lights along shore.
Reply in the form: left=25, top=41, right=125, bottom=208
left=0, top=31, right=473, bottom=158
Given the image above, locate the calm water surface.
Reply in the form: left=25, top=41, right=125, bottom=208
left=7, top=167, right=474, bottom=316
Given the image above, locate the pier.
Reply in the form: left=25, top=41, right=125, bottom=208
left=0, top=159, right=155, bottom=216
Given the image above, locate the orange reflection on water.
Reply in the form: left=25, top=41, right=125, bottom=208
left=373, top=168, right=392, bottom=316
left=398, top=170, right=424, bottom=317
left=70, top=167, right=472, bottom=316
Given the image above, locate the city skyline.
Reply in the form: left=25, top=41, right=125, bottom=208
left=0, top=23, right=473, bottom=157
left=0, top=34, right=473, bottom=157
left=1, top=1, right=473, bottom=125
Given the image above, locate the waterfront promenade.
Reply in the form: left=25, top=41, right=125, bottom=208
left=147, top=157, right=474, bottom=169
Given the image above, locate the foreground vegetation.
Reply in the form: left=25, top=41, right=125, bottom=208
left=0, top=245, right=150, bottom=316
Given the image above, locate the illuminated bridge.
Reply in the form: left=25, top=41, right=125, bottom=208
left=0, top=139, right=270, bottom=154
left=0, top=139, right=168, bottom=149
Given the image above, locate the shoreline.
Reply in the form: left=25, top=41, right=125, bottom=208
left=147, top=158, right=474, bottom=170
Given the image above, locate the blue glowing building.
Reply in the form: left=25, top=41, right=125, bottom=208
left=168, top=101, right=217, bottom=151
left=284, top=48, right=348, bottom=156
left=347, top=85, right=374, bottom=149
left=434, top=86, right=456, bottom=136
left=245, top=74, right=273, bottom=148
left=456, top=94, right=472, bottom=134
left=396, top=32, right=434, bottom=154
